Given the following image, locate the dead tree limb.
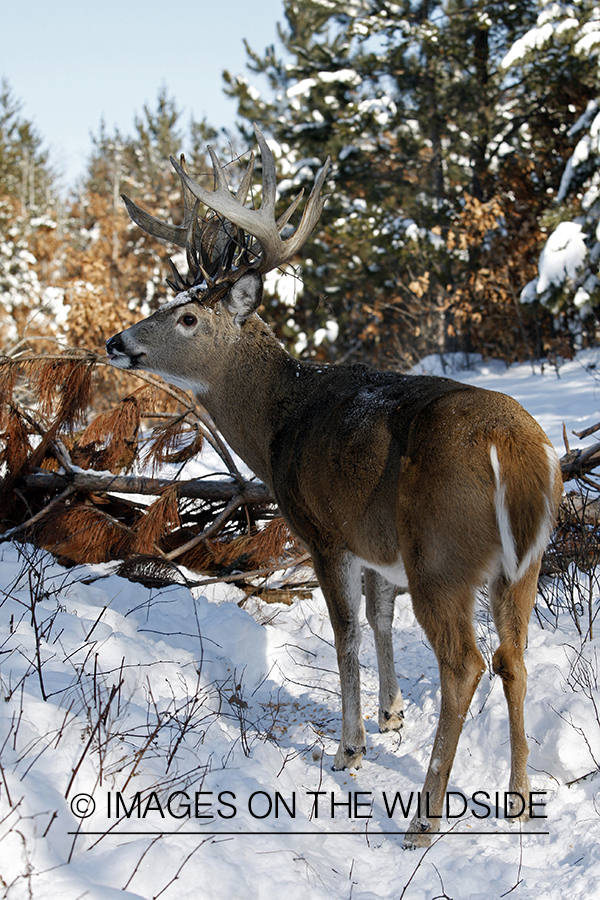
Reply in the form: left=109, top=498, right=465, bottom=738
left=573, top=421, right=600, bottom=440
left=21, top=470, right=274, bottom=504
left=560, top=443, right=600, bottom=482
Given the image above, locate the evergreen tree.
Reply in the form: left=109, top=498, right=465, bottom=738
left=0, top=78, right=53, bottom=210
left=509, top=1, right=600, bottom=351
left=64, top=88, right=226, bottom=350
left=224, top=0, right=596, bottom=365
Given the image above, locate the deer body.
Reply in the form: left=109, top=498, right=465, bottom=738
left=108, top=271, right=562, bottom=847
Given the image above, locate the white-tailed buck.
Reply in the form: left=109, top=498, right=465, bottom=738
left=107, top=125, right=563, bottom=847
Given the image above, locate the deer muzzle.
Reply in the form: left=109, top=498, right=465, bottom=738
left=106, top=333, right=144, bottom=369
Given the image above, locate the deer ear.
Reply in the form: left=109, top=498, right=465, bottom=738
left=226, top=272, right=263, bottom=326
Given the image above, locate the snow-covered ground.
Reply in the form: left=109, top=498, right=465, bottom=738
left=2, top=351, right=600, bottom=899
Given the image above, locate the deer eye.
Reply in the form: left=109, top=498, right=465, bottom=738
left=180, top=314, right=197, bottom=327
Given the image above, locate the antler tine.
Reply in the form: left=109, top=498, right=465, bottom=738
left=121, top=194, right=189, bottom=249
left=121, top=153, right=202, bottom=253
left=252, top=123, right=278, bottom=215
left=179, top=154, right=202, bottom=235
left=276, top=188, right=304, bottom=231
left=170, top=153, right=259, bottom=238
left=235, top=151, right=255, bottom=205
left=170, top=123, right=331, bottom=274
left=274, top=160, right=330, bottom=261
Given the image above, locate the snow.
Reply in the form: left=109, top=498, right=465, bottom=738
left=500, top=21, right=554, bottom=68
left=568, top=99, right=599, bottom=138
left=501, top=2, right=600, bottom=69
left=286, top=79, right=317, bottom=99
left=533, top=221, right=588, bottom=298
left=3, top=351, right=600, bottom=898
left=313, top=320, right=339, bottom=346
left=317, top=69, right=361, bottom=86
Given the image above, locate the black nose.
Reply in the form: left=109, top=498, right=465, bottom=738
left=106, top=334, right=123, bottom=355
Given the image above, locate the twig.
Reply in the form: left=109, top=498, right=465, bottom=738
left=95, top=361, right=244, bottom=481
left=399, top=828, right=454, bottom=899
left=560, top=442, right=600, bottom=481
left=164, top=495, right=246, bottom=560
left=153, top=840, right=207, bottom=899
left=183, top=552, right=312, bottom=587
left=500, top=822, right=524, bottom=896
left=64, top=682, right=121, bottom=800
left=573, top=420, right=600, bottom=440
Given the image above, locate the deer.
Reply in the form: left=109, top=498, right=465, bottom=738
left=106, top=124, right=563, bottom=848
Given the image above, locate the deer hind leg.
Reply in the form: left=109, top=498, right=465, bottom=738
left=489, top=560, right=540, bottom=817
left=404, top=582, right=485, bottom=849
left=364, top=569, right=404, bottom=733
left=311, top=548, right=366, bottom=770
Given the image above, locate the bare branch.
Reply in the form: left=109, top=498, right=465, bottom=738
left=21, top=470, right=273, bottom=504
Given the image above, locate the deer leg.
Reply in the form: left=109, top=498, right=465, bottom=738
left=404, top=584, right=485, bottom=849
left=364, top=569, right=404, bottom=733
left=311, top=548, right=366, bottom=770
left=489, top=561, right=539, bottom=817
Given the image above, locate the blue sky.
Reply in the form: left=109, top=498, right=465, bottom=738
left=3, top=0, right=285, bottom=189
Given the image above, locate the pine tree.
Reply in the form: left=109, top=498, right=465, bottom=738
left=224, top=0, right=597, bottom=365
left=509, top=1, right=600, bottom=352
left=63, top=88, right=226, bottom=351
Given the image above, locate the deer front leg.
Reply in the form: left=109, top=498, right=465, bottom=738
left=311, top=548, right=366, bottom=770
left=364, top=568, right=404, bottom=733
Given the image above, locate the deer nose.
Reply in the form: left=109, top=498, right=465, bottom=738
left=106, top=334, right=124, bottom=356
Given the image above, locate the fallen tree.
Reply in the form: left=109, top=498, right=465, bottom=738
left=542, top=422, right=600, bottom=576
left=0, top=351, right=302, bottom=588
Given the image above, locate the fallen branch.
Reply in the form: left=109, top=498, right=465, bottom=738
left=22, top=470, right=274, bottom=504
left=573, top=421, right=600, bottom=440
left=1, top=353, right=297, bottom=580
left=560, top=442, right=600, bottom=482
left=0, top=484, right=77, bottom=544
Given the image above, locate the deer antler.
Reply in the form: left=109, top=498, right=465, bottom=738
left=121, top=124, right=331, bottom=293
left=171, top=124, right=331, bottom=275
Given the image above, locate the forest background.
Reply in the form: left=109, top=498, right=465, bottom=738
left=2, top=0, right=600, bottom=376
left=0, top=0, right=600, bottom=384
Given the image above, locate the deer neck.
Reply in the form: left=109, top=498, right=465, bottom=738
left=196, top=315, right=306, bottom=489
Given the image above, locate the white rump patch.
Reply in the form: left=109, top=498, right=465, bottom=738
left=490, top=444, right=519, bottom=582
left=513, top=443, right=560, bottom=580
left=491, top=442, right=561, bottom=584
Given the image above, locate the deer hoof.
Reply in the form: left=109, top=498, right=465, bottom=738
left=332, top=744, right=366, bottom=771
left=379, top=708, right=404, bottom=733
left=403, top=816, right=436, bottom=849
